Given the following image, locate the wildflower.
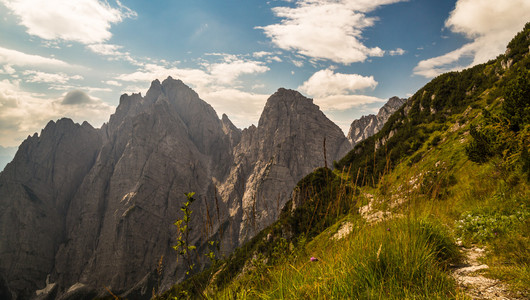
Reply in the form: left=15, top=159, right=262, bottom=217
left=310, top=256, right=318, bottom=262
left=386, top=228, right=391, bottom=232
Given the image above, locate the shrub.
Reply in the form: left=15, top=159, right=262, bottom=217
left=457, top=205, right=530, bottom=243
left=502, top=69, right=530, bottom=131
left=465, top=125, right=495, bottom=163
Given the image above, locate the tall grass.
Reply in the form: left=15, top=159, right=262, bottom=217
left=215, top=217, right=461, bottom=299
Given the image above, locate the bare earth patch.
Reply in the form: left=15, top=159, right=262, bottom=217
left=452, top=246, right=517, bottom=300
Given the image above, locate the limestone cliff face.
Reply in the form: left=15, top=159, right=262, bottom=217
left=53, top=78, right=231, bottom=297
left=0, top=119, right=102, bottom=300
left=0, top=79, right=350, bottom=299
left=218, top=88, right=351, bottom=244
left=347, top=96, right=407, bottom=146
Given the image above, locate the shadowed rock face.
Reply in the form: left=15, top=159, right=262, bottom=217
left=0, top=119, right=102, bottom=300
left=0, top=78, right=350, bottom=299
left=347, top=96, right=407, bottom=146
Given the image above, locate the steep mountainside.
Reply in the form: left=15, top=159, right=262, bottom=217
left=160, top=23, right=530, bottom=300
left=0, top=78, right=352, bottom=299
left=347, top=96, right=406, bottom=146
left=0, top=119, right=102, bottom=300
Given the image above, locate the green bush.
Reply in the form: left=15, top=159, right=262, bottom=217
left=502, top=69, right=530, bottom=131
left=457, top=205, right=530, bottom=243
left=465, top=125, right=495, bottom=163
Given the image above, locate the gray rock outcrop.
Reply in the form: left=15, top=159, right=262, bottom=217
left=218, top=88, right=351, bottom=244
left=0, top=119, right=102, bottom=300
left=0, top=78, right=351, bottom=299
left=347, top=96, right=407, bottom=146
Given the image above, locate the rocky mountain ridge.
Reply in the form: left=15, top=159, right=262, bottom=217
left=0, top=78, right=378, bottom=299
left=347, top=96, right=407, bottom=146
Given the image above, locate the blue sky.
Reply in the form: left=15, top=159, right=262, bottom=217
left=0, top=0, right=529, bottom=149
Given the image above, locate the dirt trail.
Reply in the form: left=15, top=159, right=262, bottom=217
left=358, top=194, right=521, bottom=299
left=452, top=246, right=516, bottom=300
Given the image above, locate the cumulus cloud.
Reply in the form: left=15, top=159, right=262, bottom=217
left=253, top=51, right=274, bottom=58
left=87, top=43, right=125, bottom=56
left=104, top=80, right=121, bottom=86
left=414, top=0, right=530, bottom=77
left=389, top=48, right=405, bottom=56
left=207, top=59, right=269, bottom=85
left=23, top=70, right=83, bottom=84
left=297, top=68, right=383, bottom=111
left=0, top=79, right=114, bottom=146
left=0, top=46, right=71, bottom=69
left=117, top=54, right=270, bottom=88
left=0, top=65, right=16, bottom=75
left=200, top=88, right=269, bottom=128
left=62, top=90, right=94, bottom=105
left=257, top=0, right=406, bottom=64
left=314, top=94, right=386, bottom=111
left=0, top=0, right=136, bottom=44
left=116, top=63, right=213, bottom=89
left=299, top=68, right=377, bottom=98
left=86, top=43, right=139, bottom=64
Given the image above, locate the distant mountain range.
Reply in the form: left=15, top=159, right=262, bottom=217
left=0, top=77, right=403, bottom=299
left=347, top=96, right=407, bottom=146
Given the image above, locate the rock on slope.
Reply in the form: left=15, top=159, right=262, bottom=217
left=347, top=96, right=407, bottom=146
left=0, top=78, right=350, bottom=299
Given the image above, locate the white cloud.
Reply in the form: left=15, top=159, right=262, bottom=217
left=1, top=0, right=136, bottom=44
left=299, top=68, right=377, bottom=98
left=116, top=63, right=213, bottom=89
left=0, top=46, right=71, bottom=68
left=118, top=54, right=270, bottom=88
left=291, top=59, right=304, bottom=67
left=253, top=51, right=273, bottom=58
left=87, top=43, right=125, bottom=56
left=86, top=43, right=139, bottom=64
left=207, top=59, right=269, bottom=85
left=104, top=80, right=121, bottom=86
left=414, top=0, right=530, bottom=77
left=297, top=68, right=382, bottom=111
left=314, top=94, right=386, bottom=111
left=0, top=65, right=16, bottom=74
left=23, top=70, right=83, bottom=84
left=389, top=48, right=405, bottom=56
left=257, top=0, right=406, bottom=64
left=200, top=88, right=269, bottom=128
left=0, top=79, right=114, bottom=146
left=48, top=84, right=113, bottom=93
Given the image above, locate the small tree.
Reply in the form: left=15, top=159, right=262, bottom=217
left=173, top=192, right=197, bottom=276
left=465, top=125, right=495, bottom=163
left=502, top=70, right=530, bottom=131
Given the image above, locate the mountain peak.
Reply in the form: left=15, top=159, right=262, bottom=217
left=347, top=96, right=406, bottom=146
left=271, top=88, right=311, bottom=102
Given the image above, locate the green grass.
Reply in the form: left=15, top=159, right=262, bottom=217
left=212, top=216, right=462, bottom=300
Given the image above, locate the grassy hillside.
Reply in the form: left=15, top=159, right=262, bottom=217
left=155, top=23, right=530, bottom=300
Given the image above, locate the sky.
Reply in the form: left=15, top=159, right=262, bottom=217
left=0, top=0, right=529, bottom=150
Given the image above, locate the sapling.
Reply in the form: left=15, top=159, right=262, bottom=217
left=173, top=192, right=197, bottom=276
